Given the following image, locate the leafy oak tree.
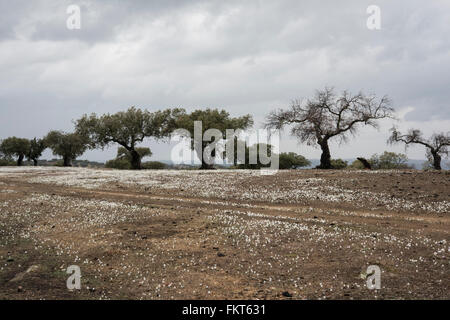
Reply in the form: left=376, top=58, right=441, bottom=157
left=105, top=146, right=153, bottom=170
left=175, top=109, right=253, bottom=169
left=76, top=107, right=180, bottom=169
left=388, top=128, right=449, bottom=170
left=27, top=138, right=47, bottom=166
left=0, top=137, right=30, bottom=166
left=278, top=152, right=310, bottom=169
left=44, top=131, right=88, bottom=167
left=232, top=142, right=273, bottom=169
left=224, top=137, right=273, bottom=169
left=265, top=88, right=394, bottom=169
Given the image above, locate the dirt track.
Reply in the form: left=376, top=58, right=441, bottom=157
left=0, top=167, right=448, bottom=299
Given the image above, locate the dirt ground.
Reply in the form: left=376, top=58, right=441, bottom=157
left=0, top=167, right=448, bottom=300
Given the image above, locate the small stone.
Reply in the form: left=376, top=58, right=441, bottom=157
left=17, top=286, right=23, bottom=292
left=217, top=252, right=225, bottom=257
left=282, top=291, right=292, bottom=297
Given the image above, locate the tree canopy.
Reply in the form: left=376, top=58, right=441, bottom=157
left=0, top=137, right=30, bottom=166
left=278, top=152, right=310, bottom=169
left=27, top=138, right=47, bottom=166
left=175, top=108, right=253, bottom=169
left=44, top=131, right=88, bottom=167
left=76, top=107, right=181, bottom=169
left=265, top=87, right=394, bottom=169
left=117, top=146, right=152, bottom=162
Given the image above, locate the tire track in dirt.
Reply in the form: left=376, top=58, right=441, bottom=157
left=3, top=178, right=449, bottom=236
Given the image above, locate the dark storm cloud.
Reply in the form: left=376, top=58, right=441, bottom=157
left=0, top=0, right=449, bottom=160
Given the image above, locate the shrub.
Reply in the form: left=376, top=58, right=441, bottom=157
left=142, top=161, right=167, bottom=170
left=278, top=152, right=310, bottom=169
left=105, top=158, right=132, bottom=170
left=0, top=158, right=15, bottom=166
left=330, top=159, right=348, bottom=169
left=370, top=151, right=411, bottom=169
left=53, top=160, right=65, bottom=167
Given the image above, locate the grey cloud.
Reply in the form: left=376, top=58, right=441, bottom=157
left=1, top=0, right=449, bottom=161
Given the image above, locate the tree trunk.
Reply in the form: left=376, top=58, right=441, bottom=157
left=318, top=140, right=331, bottom=169
left=197, top=143, right=215, bottom=169
left=63, top=156, right=72, bottom=167
left=200, top=158, right=215, bottom=169
left=130, top=150, right=142, bottom=170
left=357, top=157, right=372, bottom=170
left=17, top=154, right=24, bottom=166
left=431, top=151, right=442, bottom=170
left=33, top=159, right=38, bottom=166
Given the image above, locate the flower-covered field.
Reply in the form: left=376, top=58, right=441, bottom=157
left=0, top=167, right=448, bottom=299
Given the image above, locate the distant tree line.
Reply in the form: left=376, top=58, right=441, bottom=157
left=1, top=87, right=448, bottom=170
left=330, top=152, right=413, bottom=170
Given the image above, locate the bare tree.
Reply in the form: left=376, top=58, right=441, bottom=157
left=265, top=87, right=394, bottom=169
left=388, top=128, right=449, bottom=170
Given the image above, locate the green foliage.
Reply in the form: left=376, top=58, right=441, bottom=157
left=0, top=137, right=46, bottom=166
left=370, top=151, right=410, bottom=169
left=0, top=137, right=30, bottom=166
left=175, top=108, right=253, bottom=168
left=349, top=159, right=366, bottom=169
left=76, top=107, right=172, bottom=148
left=76, top=107, right=179, bottom=169
left=142, top=161, right=167, bottom=170
left=27, top=138, right=46, bottom=165
left=421, top=160, right=434, bottom=170
left=105, top=158, right=132, bottom=170
left=44, top=131, right=88, bottom=166
left=330, top=158, right=348, bottom=169
left=52, top=160, right=65, bottom=167
left=234, top=142, right=273, bottom=169
left=175, top=109, right=253, bottom=138
left=0, top=158, right=15, bottom=166
left=278, top=152, right=310, bottom=169
left=0, top=137, right=30, bottom=156
left=117, top=146, right=152, bottom=161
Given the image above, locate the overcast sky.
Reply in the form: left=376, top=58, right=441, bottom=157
left=1, top=0, right=449, bottom=162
